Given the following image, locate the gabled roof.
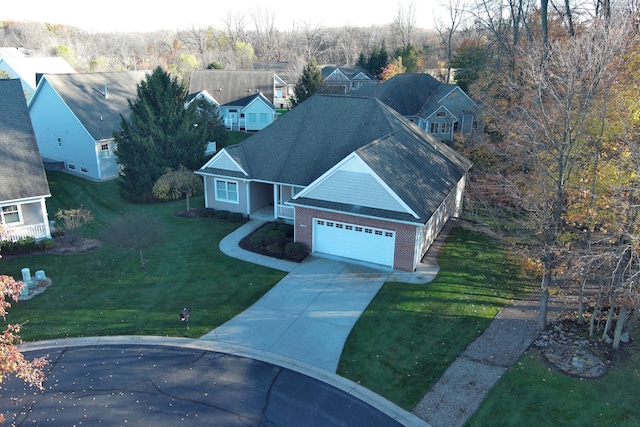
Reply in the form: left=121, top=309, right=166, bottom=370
left=322, top=65, right=374, bottom=81
left=0, top=56, right=76, bottom=92
left=221, top=92, right=275, bottom=110
left=33, top=71, right=149, bottom=141
left=251, top=61, right=297, bottom=84
left=200, top=94, right=471, bottom=223
left=355, top=73, right=461, bottom=117
left=0, top=79, right=50, bottom=201
left=188, top=70, right=276, bottom=105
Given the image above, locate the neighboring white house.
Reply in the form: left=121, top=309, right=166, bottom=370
left=197, top=95, right=471, bottom=272
left=0, top=79, right=51, bottom=242
left=28, top=71, right=148, bottom=181
left=220, top=92, right=276, bottom=132
left=0, top=56, right=76, bottom=100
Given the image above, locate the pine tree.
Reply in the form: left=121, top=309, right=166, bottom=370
left=292, top=58, right=323, bottom=106
left=114, top=67, right=225, bottom=201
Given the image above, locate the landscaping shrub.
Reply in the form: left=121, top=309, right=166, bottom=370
left=264, top=230, right=286, bottom=247
left=0, top=237, right=37, bottom=255
left=266, top=243, right=284, bottom=255
left=215, top=210, right=229, bottom=220
left=285, top=242, right=309, bottom=261
left=51, top=229, right=65, bottom=238
left=228, top=212, right=244, bottom=223
left=249, top=232, right=266, bottom=247
left=261, top=223, right=278, bottom=234
left=37, top=238, right=55, bottom=251
left=197, top=208, right=217, bottom=218
left=277, top=224, right=294, bottom=238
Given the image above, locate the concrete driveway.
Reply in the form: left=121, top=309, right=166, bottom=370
left=201, top=255, right=393, bottom=372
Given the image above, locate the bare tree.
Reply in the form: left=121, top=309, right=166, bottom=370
left=250, top=7, right=282, bottom=61
left=391, top=1, right=418, bottom=48
left=180, top=24, right=214, bottom=66
left=434, top=0, right=467, bottom=83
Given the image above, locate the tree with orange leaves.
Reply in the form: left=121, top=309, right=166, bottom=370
left=0, top=274, right=48, bottom=423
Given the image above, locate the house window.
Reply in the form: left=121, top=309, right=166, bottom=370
left=215, top=179, right=238, bottom=203
left=441, top=123, right=451, bottom=134
left=429, top=123, right=439, bottom=134
left=101, top=143, right=110, bottom=158
left=57, top=138, right=62, bottom=148
left=1, top=205, right=21, bottom=224
left=276, top=88, right=283, bottom=98
left=260, top=113, right=268, bottom=123
left=248, top=113, right=256, bottom=123
left=453, top=122, right=460, bottom=133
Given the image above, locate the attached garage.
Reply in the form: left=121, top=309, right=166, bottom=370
left=313, top=218, right=395, bottom=267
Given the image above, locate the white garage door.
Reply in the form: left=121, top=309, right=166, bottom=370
left=313, top=219, right=395, bottom=267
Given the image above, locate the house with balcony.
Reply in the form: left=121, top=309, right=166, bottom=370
left=0, top=79, right=51, bottom=242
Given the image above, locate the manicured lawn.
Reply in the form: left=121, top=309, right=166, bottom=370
left=2, top=172, right=286, bottom=341
left=337, top=228, right=534, bottom=410
left=466, top=331, right=640, bottom=427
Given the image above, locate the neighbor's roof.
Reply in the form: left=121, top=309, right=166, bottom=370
left=355, top=73, right=459, bottom=117
left=188, top=70, right=276, bottom=105
left=0, top=79, right=50, bottom=201
left=221, top=92, right=275, bottom=110
left=0, top=56, right=76, bottom=92
left=36, top=71, right=149, bottom=140
left=200, top=94, right=471, bottom=223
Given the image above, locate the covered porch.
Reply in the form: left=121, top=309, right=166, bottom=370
left=248, top=182, right=299, bottom=223
left=1, top=198, right=51, bottom=242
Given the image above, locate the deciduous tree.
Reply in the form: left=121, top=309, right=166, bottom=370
left=152, top=167, right=203, bottom=213
left=101, top=213, right=166, bottom=269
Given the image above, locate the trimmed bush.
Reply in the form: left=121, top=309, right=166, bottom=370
left=197, top=208, right=217, bottom=218
left=0, top=236, right=37, bottom=255
left=261, top=223, right=278, bottom=234
left=38, top=238, right=55, bottom=251
left=228, top=212, right=244, bottom=223
left=215, top=210, right=229, bottom=220
left=264, top=230, right=286, bottom=247
left=285, top=242, right=309, bottom=262
left=249, top=232, right=266, bottom=247
left=51, top=229, right=65, bottom=238
left=266, top=243, right=284, bottom=255
left=277, top=224, right=294, bottom=238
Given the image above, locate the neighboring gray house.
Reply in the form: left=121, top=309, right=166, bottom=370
left=355, top=73, right=481, bottom=142
left=0, top=56, right=76, bottom=100
left=0, top=79, right=51, bottom=242
left=189, top=70, right=290, bottom=110
left=28, top=71, right=148, bottom=181
left=197, top=94, right=471, bottom=272
left=321, top=66, right=376, bottom=94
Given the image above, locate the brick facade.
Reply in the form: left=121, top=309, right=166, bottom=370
left=294, top=207, right=418, bottom=272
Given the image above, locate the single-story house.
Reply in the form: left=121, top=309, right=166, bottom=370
left=0, top=56, right=76, bottom=100
left=355, top=73, right=481, bottom=143
left=196, top=94, right=472, bottom=271
left=28, top=71, right=149, bottom=181
left=0, top=79, right=51, bottom=242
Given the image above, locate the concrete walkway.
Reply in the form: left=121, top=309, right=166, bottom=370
left=203, top=219, right=441, bottom=373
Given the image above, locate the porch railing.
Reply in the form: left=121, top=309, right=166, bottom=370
left=277, top=204, right=295, bottom=220
left=1, top=223, right=49, bottom=242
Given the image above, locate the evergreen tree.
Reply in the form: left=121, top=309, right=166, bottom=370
left=356, top=43, right=390, bottom=79
left=114, top=67, right=225, bottom=201
left=292, top=58, right=323, bottom=106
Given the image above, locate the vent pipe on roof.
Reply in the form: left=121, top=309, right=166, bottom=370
left=104, top=84, right=108, bottom=99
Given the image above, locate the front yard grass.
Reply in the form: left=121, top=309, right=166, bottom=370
left=337, top=227, right=534, bottom=411
left=2, top=171, right=286, bottom=341
left=466, top=329, right=640, bottom=427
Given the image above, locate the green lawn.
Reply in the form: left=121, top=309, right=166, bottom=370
left=466, top=330, right=640, bottom=427
left=337, top=228, right=534, bottom=410
left=2, top=172, right=286, bottom=341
